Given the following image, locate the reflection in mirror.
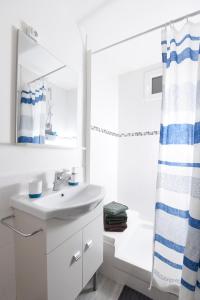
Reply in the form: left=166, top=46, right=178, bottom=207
left=16, top=30, right=78, bottom=148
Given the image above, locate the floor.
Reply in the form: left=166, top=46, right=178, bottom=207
left=118, top=285, right=152, bottom=300
left=77, top=273, right=123, bottom=300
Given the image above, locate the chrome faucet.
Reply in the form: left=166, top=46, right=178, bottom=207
left=53, top=169, right=71, bottom=191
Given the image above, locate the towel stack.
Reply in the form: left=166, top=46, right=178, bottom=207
left=104, top=201, right=128, bottom=232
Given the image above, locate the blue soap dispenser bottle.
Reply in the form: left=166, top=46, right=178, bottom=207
left=68, top=167, right=79, bottom=186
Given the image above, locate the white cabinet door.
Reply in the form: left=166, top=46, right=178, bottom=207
left=47, top=231, right=82, bottom=300
left=82, top=215, right=103, bottom=287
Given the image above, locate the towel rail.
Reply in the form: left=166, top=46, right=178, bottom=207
left=0, top=215, right=43, bottom=238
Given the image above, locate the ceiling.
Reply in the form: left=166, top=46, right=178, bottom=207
left=76, top=0, right=200, bottom=77
left=69, top=0, right=115, bottom=24
left=80, top=0, right=200, bottom=51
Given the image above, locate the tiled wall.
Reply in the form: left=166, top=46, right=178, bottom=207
left=117, top=66, right=161, bottom=222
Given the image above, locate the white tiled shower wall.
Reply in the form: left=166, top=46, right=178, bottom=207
left=118, top=66, right=162, bottom=222
left=90, top=64, right=161, bottom=223
left=90, top=76, right=119, bottom=205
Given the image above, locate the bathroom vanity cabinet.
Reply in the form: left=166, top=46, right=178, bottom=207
left=13, top=203, right=103, bottom=300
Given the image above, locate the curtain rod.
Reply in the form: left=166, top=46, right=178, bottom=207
left=28, top=65, right=66, bottom=84
left=92, top=9, right=200, bottom=55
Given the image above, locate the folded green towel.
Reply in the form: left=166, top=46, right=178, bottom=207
left=104, top=211, right=127, bottom=219
left=105, top=215, right=127, bottom=221
left=105, top=223, right=127, bottom=229
left=104, top=215, right=127, bottom=225
left=104, top=223, right=127, bottom=232
left=105, top=219, right=127, bottom=225
left=104, top=201, right=128, bottom=216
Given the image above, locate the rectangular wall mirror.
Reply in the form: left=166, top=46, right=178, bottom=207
left=16, top=30, right=78, bottom=148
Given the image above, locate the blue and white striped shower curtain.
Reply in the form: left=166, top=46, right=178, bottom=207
left=152, top=22, right=200, bottom=300
left=18, top=82, right=46, bottom=144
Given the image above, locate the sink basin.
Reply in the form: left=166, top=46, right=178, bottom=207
left=11, top=184, right=105, bottom=220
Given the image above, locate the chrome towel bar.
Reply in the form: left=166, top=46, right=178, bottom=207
left=0, top=215, right=43, bottom=238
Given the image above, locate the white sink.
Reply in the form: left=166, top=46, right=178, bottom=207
left=11, top=184, right=105, bottom=220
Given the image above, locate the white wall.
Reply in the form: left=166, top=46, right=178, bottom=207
left=65, top=89, right=78, bottom=137
left=90, top=72, right=118, bottom=204
left=118, top=66, right=161, bottom=222
left=0, top=1, right=84, bottom=299
left=82, top=0, right=200, bottom=51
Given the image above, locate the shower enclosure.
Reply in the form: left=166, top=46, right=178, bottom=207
left=89, top=28, right=164, bottom=300
left=87, top=9, right=200, bottom=300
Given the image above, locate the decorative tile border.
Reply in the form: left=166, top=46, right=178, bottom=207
left=91, top=126, right=119, bottom=137
left=91, top=125, right=160, bottom=137
left=119, top=130, right=160, bottom=137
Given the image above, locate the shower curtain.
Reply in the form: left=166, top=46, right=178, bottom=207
left=152, top=22, right=200, bottom=300
left=18, top=81, right=46, bottom=144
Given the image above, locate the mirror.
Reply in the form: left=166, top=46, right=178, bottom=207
left=16, top=30, right=78, bottom=148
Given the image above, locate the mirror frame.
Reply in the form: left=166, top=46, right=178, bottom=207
left=15, top=29, right=80, bottom=149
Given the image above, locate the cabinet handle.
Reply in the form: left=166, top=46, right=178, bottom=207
left=72, top=251, right=81, bottom=262
left=85, top=240, right=93, bottom=250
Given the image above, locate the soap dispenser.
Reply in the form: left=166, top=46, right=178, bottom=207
left=29, top=180, right=42, bottom=198
left=68, top=167, right=79, bottom=186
